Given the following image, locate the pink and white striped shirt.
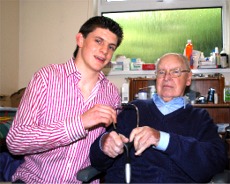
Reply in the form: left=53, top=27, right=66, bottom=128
left=6, top=58, right=121, bottom=183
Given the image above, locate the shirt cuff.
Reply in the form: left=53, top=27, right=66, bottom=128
left=153, top=131, right=170, bottom=151
left=99, top=132, right=108, bottom=151
left=65, top=116, right=87, bottom=142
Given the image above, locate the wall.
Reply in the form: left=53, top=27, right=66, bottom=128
left=0, top=0, right=19, bottom=95
left=18, top=0, right=96, bottom=90
left=0, top=0, right=96, bottom=96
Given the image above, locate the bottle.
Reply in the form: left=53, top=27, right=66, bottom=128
left=122, top=79, right=129, bottom=103
left=149, top=85, right=156, bottom=99
left=220, top=48, right=229, bottom=68
left=215, top=47, right=221, bottom=68
left=209, top=51, right=215, bottom=65
left=224, top=81, right=230, bottom=103
left=207, top=87, right=215, bottom=104
left=214, top=92, right=218, bottom=104
left=185, top=39, right=193, bottom=69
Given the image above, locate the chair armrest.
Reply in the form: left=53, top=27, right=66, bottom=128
left=77, top=166, right=230, bottom=183
left=211, top=170, right=230, bottom=183
left=77, top=165, right=102, bottom=182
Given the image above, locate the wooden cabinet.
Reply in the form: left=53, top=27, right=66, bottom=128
left=188, top=74, right=225, bottom=104
left=128, top=77, right=156, bottom=101
left=192, top=104, right=230, bottom=123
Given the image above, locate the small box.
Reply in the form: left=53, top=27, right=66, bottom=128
left=130, top=62, right=142, bottom=71
left=111, top=62, right=123, bottom=71
left=142, top=64, right=155, bottom=70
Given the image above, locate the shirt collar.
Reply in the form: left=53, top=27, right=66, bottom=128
left=152, top=93, right=189, bottom=115
left=64, top=57, right=106, bottom=82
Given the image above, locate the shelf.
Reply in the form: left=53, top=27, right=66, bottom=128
left=103, top=69, right=155, bottom=76
left=193, top=103, right=230, bottom=108
left=103, top=68, right=230, bottom=76
left=192, top=68, right=230, bottom=74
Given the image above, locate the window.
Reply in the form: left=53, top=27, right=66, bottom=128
left=98, top=0, right=228, bottom=63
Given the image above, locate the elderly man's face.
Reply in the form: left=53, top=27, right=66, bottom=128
left=156, top=54, right=192, bottom=102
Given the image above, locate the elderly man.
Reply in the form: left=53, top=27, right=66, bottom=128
left=89, top=53, right=228, bottom=183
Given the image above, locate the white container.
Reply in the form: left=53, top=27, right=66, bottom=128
left=214, top=92, right=218, bottom=104
left=122, top=80, right=129, bottom=103
left=123, top=58, right=131, bottom=71
left=220, top=48, right=228, bottom=68
left=138, top=90, right=147, bottom=100
left=149, top=85, right=156, bottom=98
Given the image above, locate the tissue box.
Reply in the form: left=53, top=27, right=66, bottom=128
left=130, top=62, right=142, bottom=71
left=142, top=64, right=155, bottom=70
left=111, top=62, right=123, bottom=71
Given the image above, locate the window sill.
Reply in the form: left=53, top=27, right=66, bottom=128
left=103, top=68, right=230, bottom=76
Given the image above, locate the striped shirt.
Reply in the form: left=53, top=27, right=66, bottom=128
left=6, top=58, right=121, bottom=183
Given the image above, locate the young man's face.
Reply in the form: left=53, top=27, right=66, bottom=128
left=76, top=27, right=118, bottom=72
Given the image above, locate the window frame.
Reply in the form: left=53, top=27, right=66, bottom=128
left=97, top=0, right=229, bottom=54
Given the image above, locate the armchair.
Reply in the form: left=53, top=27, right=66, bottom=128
left=77, top=104, right=230, bottom=183
left=77, top=166, right=230, bottom=183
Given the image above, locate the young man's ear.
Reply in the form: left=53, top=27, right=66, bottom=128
left=76, top=33, right=84, bottom=48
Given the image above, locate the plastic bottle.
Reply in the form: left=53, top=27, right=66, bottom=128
left=224, top=81, right=230, bottom=103
left=215, top=47, right=221, bottom=68
left=214, top=92, right=218, bottom=104
left=149, top=85, right=156, bottom=99
left=122, top=79, right=129, bottom=103
left=207, top=87, right=215, bottom=104
left=209, top=51, right=215, bottom=65
left=185, top=39, right=193, bottom=69
left=220, top=48, right=229, bottom=68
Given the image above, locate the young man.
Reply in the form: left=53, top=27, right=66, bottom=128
left=90, top=53, right=228, bottom=183
left=6, top=16, right=123, bottom=183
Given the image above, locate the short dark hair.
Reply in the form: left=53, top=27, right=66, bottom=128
left=73, top=16, right=123, bottom=58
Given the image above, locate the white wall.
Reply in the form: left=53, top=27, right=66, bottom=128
left=0, top=0, right=96, bottom=95
left=18, top=0, right=96, bottom=89
left=0, top=0, right=19, bottom=95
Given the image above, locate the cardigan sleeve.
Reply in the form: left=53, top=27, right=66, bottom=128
left=90, top=132, right=116, bottom=171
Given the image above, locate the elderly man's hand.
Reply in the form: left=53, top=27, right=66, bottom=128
left=129, top=126, right=160, bottom=156
left=101, top=131, right=129, bottom=158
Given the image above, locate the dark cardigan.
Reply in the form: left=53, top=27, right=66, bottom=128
left=90, top=99, right=228, bottom=183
